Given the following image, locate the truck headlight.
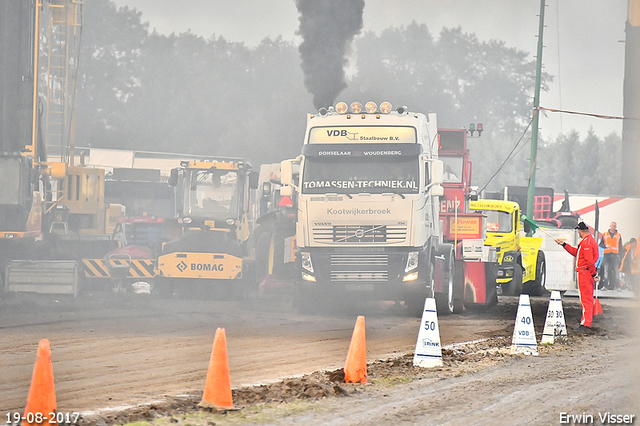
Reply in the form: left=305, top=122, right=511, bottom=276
left=405, top=251, right=419, bottom=272
left=301, top=251, right=314, bottom=273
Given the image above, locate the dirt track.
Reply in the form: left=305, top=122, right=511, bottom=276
left=1, top=291, right=638, bottom=425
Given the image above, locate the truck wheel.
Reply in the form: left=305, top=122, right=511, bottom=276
left=484, top=263, right=499, bottom=306
left=238, top=260, right=257, bottom=299
left=270, top=227, right=287, bottom=278
left=523, top=252, right=546, bottom=296
left=255, top=230, right=286, bottom=282
left=426, top=258, right=435, bottom=299
left=255, top=231, right=272, bottom=283
left=435, top=244, right=462, bottom=314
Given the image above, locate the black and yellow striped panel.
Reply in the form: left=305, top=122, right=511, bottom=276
left=82, top=259, right=157, bottom=278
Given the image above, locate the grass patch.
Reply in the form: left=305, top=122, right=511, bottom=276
left=165, top=399, right=325, bottom=425
left=373, top=375, right=414, bottom=386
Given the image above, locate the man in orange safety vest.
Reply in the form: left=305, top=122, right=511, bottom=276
left=599, top=221, right=622, bottom=291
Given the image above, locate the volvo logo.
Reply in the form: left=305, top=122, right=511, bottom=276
left=354, top=228, right=365, bottom=238
left=177, top=261, right=187, bottom=272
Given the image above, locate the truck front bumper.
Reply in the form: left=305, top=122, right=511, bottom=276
left=296, top=248, right=428, bottom=299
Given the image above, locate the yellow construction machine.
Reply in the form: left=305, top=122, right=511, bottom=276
left=154, top=159, right=259, bottom=298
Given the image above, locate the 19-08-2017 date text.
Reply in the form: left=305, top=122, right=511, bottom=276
left=6, top=412, right=80, bottom=424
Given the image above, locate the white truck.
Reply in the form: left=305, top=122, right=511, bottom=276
left=279, top=101, right=459, bottom=315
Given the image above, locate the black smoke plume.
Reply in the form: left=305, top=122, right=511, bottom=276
left=296, top=0, right=365, bottom=109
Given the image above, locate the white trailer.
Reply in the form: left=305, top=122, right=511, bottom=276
left=555, top=195, right=640, bottom=241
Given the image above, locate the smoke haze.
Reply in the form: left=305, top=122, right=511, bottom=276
left=296, top=0, right=365, bottom=109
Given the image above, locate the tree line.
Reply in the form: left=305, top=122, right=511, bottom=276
left=72, top=0, right=621, bottom=195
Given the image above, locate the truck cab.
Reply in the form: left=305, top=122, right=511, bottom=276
left=280, top=101, right=455, bottom=315
left=469, top=199, right=545, bottom=296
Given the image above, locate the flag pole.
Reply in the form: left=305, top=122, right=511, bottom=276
left=522, top=214, right=556, bottom=239
left=593, top=200, right=603, bottom=315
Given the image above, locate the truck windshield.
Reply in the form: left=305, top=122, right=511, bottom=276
left=185, top=170, right=239, bottom=218
left=484, top=210, right=513, bottom=233
left=301, top=156, right=419, bottom=195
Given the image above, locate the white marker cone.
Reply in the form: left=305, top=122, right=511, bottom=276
left=511, top=294, right=538, bottom=356
left=413, top=298, right=443, bottom=367
left=541, top=291, right=567, bottom=344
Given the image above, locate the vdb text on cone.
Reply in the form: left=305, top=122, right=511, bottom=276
left=541, top=290, right=568, bottom=345
left=199, top=327, right=234, bottom=409
left=23, top=339, right=57, bottom=426
left=511, top=294, right=538, bottom=356
left=413, top=298, right=443, bottom=368
left=344, top=316, right=367, bottom=384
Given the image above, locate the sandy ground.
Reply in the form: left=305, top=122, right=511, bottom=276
left=264, top=311, right=640, bottom=426
left=0, top=291, right=637, bottom=425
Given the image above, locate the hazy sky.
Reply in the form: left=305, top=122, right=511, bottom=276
left=111, top=0, right=628, bottom=140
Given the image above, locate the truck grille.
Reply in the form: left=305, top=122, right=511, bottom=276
left=330, top=271, right=388, bottom=282
left=331, top=254, right=388, bottom=266
left=330, top=254, right=389, bottom=282
left=313, top=225, right=406, bottom=244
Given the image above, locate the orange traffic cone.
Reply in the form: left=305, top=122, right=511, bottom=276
left=594, top=297, right=603, bottom=316
left=23, top=339, right=56, bottom=426
left=199, top=328, right=233, bottom=409
left=344, top=316, right=367, bottom=384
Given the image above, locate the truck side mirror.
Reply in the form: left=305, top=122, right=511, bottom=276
left=280, top=185, right=293, bottom=197
left=249, top=170, right=259, bottom=189
left=261, top=181, right=272, bottom=199
left=168, top=169, right=178, bottom=187
left=431, top=184, right=444, bottom=197
left=431, top=160, right=444, bottom=185
left=280, top=159, right=294, bottom=186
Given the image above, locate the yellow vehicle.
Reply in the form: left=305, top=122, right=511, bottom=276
left=155, top=159, right=258, bottom=298
left=469, top=199, right=546, bottom=296
left=2, top=0, right=127, bottom=296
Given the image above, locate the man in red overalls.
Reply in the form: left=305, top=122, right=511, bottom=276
left=556, top=222, right=599, bottom=330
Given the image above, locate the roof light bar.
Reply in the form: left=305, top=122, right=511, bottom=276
left=335, top=102, right=348, bottom=114
left=365, top=101, right=378, bottom=114
left=380, top=101, right=392, bottom=114
left=330, top=101, right=402, bottom=115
